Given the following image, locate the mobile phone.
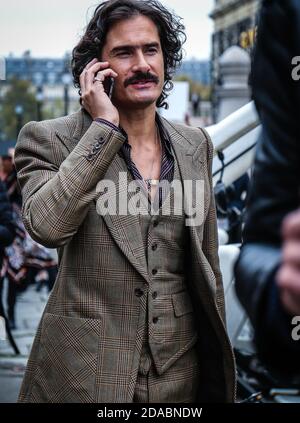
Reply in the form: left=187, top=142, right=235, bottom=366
left=104, top=77, right=115, bottom=99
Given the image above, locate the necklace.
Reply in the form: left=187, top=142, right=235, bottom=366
left=143, top=125, right=161, bottom=191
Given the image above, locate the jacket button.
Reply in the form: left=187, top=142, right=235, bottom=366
left=86, top=153, right=94, bottom=160
left=151, top=243, right=157, bottom=251
left=153, top=221, right=159, bottom=228
left=93, top=142, right=102, bottom=149
left=152, top=291, right=157, bottom=299
left=152, top=269, right=157, bottom=275
left=135, top=288, right=143, bottom=297
left=152, top=317, right=159, bottom=324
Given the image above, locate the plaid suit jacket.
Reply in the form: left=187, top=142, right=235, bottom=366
left=14, top=108, right=236, bottom=403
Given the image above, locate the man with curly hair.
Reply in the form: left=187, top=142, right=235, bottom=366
left=14, top=0, right=235, bottom=403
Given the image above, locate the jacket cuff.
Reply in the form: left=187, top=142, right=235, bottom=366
left=94, top=118, right=121, bottom=133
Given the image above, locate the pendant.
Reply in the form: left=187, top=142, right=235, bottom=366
left=144, top=179, right=159, bottom=190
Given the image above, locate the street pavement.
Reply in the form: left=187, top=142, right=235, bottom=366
left=0, top=282, right=48, bottom=403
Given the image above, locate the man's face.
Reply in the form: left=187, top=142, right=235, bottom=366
left=101, top=15, right=165, bottom=109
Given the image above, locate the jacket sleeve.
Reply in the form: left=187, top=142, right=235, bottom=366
left=0, top=180, right=15, bottom=249
left=202, top=129, right=226, bottom=324
left=14, top=120, right=125, bottom=248
left=235, top=0, right=300, bottom=356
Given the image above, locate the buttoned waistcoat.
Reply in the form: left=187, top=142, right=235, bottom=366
left=136, top=149, right=198, bottom=376
left=14, top=108, right=236, bottom=403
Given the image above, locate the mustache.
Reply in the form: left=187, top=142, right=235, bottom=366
left=124, top=72, right=159, bottom=87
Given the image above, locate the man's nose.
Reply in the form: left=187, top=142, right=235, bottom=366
left=132, top=51, right=151, bottom=73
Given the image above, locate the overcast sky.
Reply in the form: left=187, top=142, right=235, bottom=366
left=0, top=0, right=214, bottom=60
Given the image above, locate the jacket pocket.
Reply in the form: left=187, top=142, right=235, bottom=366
left=151, top=290, right=198, bottom=375
left=30, top=313, right=102, bottom=403
left=172, top=290, right=194, bottom=316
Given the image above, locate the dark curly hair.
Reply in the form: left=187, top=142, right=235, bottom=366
left=71, top=0, right=186, bottom=109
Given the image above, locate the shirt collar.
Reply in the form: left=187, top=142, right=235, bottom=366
left=119, top=113, right=173, bottom=157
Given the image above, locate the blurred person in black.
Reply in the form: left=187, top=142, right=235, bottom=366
left=0, top=180, right=15, bottom=269
left=1, top=154, right=27, bottom=328
left=0, top=179, right=21, bottom=354
left=235, top=0, right=300, bottom=377
left=0, top=179, right=16, bottom=322
left=0, top=155, right=22, bottom=208
left=0, top=154, right=57, bottom=329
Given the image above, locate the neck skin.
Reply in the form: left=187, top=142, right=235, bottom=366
left=118, top=104, right=158, bottom=152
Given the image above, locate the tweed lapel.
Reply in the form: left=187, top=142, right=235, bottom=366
left=96, top=153, right=150, bottom=284
left=161, top=118, right=217, bottom=297
left=160, top=117, right=210, bottom=226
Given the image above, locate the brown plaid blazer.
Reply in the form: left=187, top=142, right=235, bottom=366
left=14, top=108, right=236, bottom=403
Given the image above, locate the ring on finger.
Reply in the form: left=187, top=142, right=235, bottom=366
left=93, top=73, right=105, bottom=83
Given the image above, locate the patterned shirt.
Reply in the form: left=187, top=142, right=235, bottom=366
left=95, top=114, right=175, bottom=208
left=120, top=115, right=174, bottom=182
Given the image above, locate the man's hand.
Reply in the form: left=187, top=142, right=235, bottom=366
left=276, top=209, right=300, bottom=315
left=79, top=58, right=119, bottom=126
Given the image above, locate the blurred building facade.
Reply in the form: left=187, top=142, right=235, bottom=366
left=6, top=52, right=65, bottom=85
left=0, top=51, right=79, bottom=119
left=175, top=59, right=211, bottom=86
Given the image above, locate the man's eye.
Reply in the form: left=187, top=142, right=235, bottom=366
left=147, top=48, right=158, bottom=54
left=117, top=51, right=130, bottom=57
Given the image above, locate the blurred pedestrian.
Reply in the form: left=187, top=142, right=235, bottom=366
left=0, top=179, right=20, bottom=354
left=0, top=154, right=25, bottom=329
left=0, top=179, right=15, bottom=273
left=191, top=92, right=200, bottom=116
left=1, top=153, right=57, bottom=328
left=0, top=155, right=22, bottom=208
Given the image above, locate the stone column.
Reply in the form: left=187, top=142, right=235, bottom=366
left=216, top=46, right=251, bottom=122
